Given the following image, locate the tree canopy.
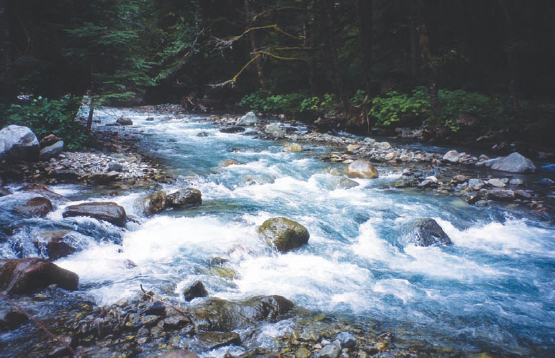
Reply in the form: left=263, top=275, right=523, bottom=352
left=1, top=0, right=554, bottom=149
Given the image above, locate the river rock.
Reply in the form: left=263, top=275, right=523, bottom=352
left=265, top=123, right=285, bottom=137
left=315, top=342, right=341, bottom=358
left=167, top=188, right=202, bottom=208
left=374, top=141, right=391, bottom=150
left=336, top=177, right=359, bottom=189
left=39, top=140, right=64, bottom=161
left=0, top=125, right=40, bottom=162
left=486, top=189, right=515, bottom=201
left=220, top=126, right=245, bottom=134
left=85, top=171, right=120, bottom=184
left=18, top=184, right=68, bottom=202
left=33, top=230, right=78, bottom=261
left=195, top=331, right=241, bottom=350
left=191, top=295, right=294, bottom=332
left=13, top=197, right=53, bottom=218
left=0, top=308, right=28, bottom=332
left=284, top=143, right=303, bottom=152
left=184, top=280, right=208, bottom=301
left=468, top=178, right=485, bottom=190
left=346, top=160, right=378, bottom=179
left=237, top=111, right=258, bottom=126
left=63, top=202, right=127, bottom=227
left=336, top=331, right=357, bottom=348
left=40, top=134, right=61, bottom=147
left=116, top=116, right=133, bottom=125
left=403, top=218, right=452, bottom=247
left=258, top=217, right=310, bottom=252
left=491, top=152, right=536, bottom=173
left=158, top=350, right=200, bottom=358
left=486, top=178, right=506, bottom=188
left=442, top=150, right=460, bottom=163
left=142, top=191, right=168, bottom=216
left=0, top=258, right=79, bottom=294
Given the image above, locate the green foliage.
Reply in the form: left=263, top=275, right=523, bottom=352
left=240, top=90, right=340, bottom=116
left=369, top=87, right=509, bottom=132
left=369, top=89, right=430, bottom=127
left=6, top=96, right=89, bottom=151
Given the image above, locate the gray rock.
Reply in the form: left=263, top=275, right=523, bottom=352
left=40, top=134, right=61, bottom=147
left=403, top=218, right=452, bottom=247
left=336, top=331, right=357, bottom=348
left=237, top=111, right=258, bottom=126
left=0, top=125, right=40, bottom=162
left=167, top=188, right=202, bottom=208
left=63, top=202, right=127, bottom=227
left=195, top=331, right=241, bottom=350
left=315, top=342, right=341, bottom=358
left=108, top=163, right=124, bottom=172
left=491, top=152, right=536, bottom=173
left=0, top=258, right=78, bottom=294
left=220, top=126, right=245, bottom=134
left=258, top=217, right=310, bottom=252
left=468, top=178, right=485, bottom=190
left=486, top=178, right=506, bottom=188
left=116, top=117, right=133, bottom=125
left=443, top=150, right=460, bottom=163
left=265, top=123, right=285, bottom=136
left=346, top=160, right=378, bottom=179
left=39, top=141, right=64, bottom=161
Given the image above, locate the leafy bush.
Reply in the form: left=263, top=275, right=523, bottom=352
left=6, top=96, right=89, bottom=150
left=240, top=90, right=340, bottom=116
left=368, top=89, right=430, bottom=127
left=369, top=87, right=509, bottom=132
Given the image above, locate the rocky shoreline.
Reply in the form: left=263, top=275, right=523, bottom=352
left=1, top=105, right=555, bottom=357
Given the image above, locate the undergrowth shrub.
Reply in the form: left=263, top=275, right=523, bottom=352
left=6, top=96, right=89, bottom=150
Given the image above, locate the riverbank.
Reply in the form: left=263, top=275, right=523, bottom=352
left=1, top=105, right=555, bottom=357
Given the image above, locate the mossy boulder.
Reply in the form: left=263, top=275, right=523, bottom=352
left=258, top=217, right=310, bottom=252
left=346, top=160, right=378, bottom=179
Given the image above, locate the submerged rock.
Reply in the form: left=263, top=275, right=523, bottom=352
left=195, top=331, right=241, bottom=350
left=258, top=217, right=310, bottom=252
left=33, top=230, right=79, bottom=261
left=0, top=258, right=78, bottom=294
left=403, top=218, right=452, bottom=247
left=13, top=196, right=53, bottom=218
left=191, top=295, right=294, bottom=332
left=63, top=202, right=127, bottom=227
left=0, top=308, right=29, bottom=332
left=491, top=152, right=536, bottom=173
left=346, top=160, right=378, bottom=179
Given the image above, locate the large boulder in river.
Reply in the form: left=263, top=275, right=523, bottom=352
left=346, top=160, right=378, bottom=179
left=491, top=152, right=536, bottom=173
left=167, top=188, right=202, bottom=208
left=190, top=295, right=294, bottom=332
left=403, top=218, right=452, bottom=247
left=0, top=125, right=40, bottom=162
left=258, top=217, right=310, bottom=252
left=142, top=191, right=168, bottom=216
left=237, top=111, right=258, bottom=126
left=13, top=197, right=53, bottom=218
left=0, top=258, right=79, bottom=295
left=63, top=202, right=127, bottom=227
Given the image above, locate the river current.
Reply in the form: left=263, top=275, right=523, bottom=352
left=1, top=107, right=555, bottom=356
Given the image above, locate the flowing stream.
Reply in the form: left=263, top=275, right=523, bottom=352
left=1, top=107, right=555, bottom=356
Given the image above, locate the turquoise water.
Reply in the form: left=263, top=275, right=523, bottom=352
left=1, top=108, right=554, bottom=356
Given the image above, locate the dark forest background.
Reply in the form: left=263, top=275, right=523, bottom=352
left=1, top=0, right=554, bottom=151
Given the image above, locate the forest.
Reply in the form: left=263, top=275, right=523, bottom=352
left=1, top=0, right=554, bottom=152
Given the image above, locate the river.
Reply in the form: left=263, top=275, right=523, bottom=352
left=1, top=107, right=555, bottom=357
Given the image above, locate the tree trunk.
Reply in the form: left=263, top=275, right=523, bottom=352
left=358, top=0, right=373, bottom=96
left=416, top=0, right=441, bottom=126
left=244, top=0, right=267, bottom=90
left=409, top=1, right=420, bottom=76
left=497, top=0, right=520, bottom=115
left=86, top=97, right=95, bottom=132
left=301, top=0, right=316, bottom=97
left=320, top=0, right=352, bottom=116
left=0, top=0, right=12, bottom=98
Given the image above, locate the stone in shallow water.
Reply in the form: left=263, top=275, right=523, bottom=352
left=346, top=160, right=378, bottom=179
left=183, top=280, right=208, bottom=301
left=258, top=217, right=310, bottom=252
left=491, top=152, right=536, bottom=173
left=0, top=258, right=78, bottom=294
left=63, top=202, right=127, bottom=227
left=403, top=218, right=452, bottom=247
